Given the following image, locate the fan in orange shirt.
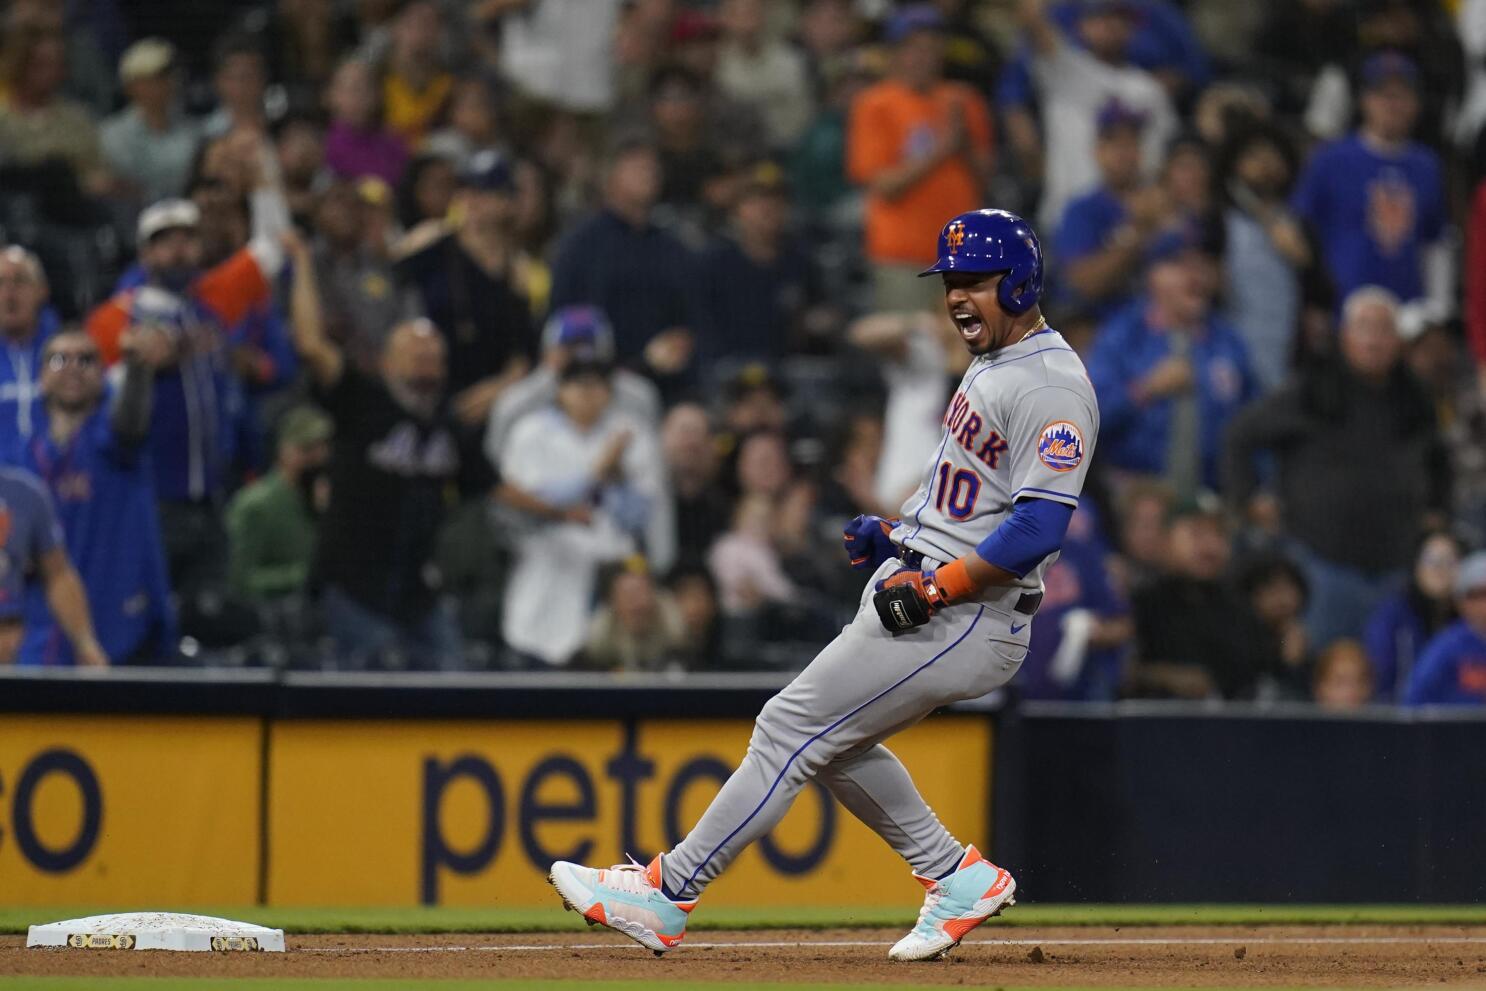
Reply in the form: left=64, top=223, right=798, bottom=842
left=848, top=4, right=994, bottom=312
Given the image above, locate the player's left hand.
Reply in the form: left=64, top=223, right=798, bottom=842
left=872, top=569, right=948, bottom=632
left=842, top=514, right=898, bottom=571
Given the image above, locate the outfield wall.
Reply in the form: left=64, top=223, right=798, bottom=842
left=3, top=669, right=1484, bottom=907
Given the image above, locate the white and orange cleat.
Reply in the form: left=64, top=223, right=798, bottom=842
left=548, top=855, right=695, bottom=955
left=888, top=845, right=1016, bottom=961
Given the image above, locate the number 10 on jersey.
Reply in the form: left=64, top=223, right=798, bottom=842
left=934, top=461, right=980, bottom=520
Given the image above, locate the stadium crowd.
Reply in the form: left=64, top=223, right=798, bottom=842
left=2, top=0, right=1486, bottom=707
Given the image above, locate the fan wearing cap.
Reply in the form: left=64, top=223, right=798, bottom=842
left=100, top=38, right=201, bottom=212
left=1291, top=52, right=1449, bottom=332
left=484, top=305, right=662, bottom=467
left=1016, top=0, right=1176, bottom=232
left=1404, top=552, right=1486, bottom=707
left=496, top=349, right=673, bottom=666
left=1053, top=98, right=1165, bottom=319
left=846, top=3, right=993, bottom=312
left=394, top=150, right=537, bottom=427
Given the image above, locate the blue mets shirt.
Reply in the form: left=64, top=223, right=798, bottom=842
left=1291, top=133, right=1444, bottom=304
left=0, top=466, right=63, bottom=621
left=9, top=406, right=175, bottom=665
left=1403, top=621, right=1486, bottom=707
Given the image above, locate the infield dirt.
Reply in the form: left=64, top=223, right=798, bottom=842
left=5, top=926, right=1486, bottom=986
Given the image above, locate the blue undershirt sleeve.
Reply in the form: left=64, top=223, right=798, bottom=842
left=974, top=497, right=1074, bottom=578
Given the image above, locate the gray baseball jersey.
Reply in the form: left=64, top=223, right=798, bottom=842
left=894, top=328, right=1099, bottom=594
left=660, top=327, right=1100, bottom=902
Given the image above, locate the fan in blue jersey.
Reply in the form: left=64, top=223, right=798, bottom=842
left=11, top=328, right=176, bottom=666
left=0, top=464, right=106, bottom=666
left=0, top=247, right=59, bottom=448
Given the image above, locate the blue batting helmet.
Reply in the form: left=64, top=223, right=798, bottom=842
left=919, top=209, right=1044, bottom=315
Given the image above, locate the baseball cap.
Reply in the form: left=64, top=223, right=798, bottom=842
left=1166, top=490, right=1225, bottom=525
left=1361, top=51, right=1419, bottom=91
left=725, top=362, right=786, bottom=402
left=1096, top=98, right=1148, bottom=136
left=1456, top=552, right=1486, bottom=598
left=136, top=198, right=200, bottom=243
left=458, top=149, right=515, bottom=193
left=1075, top=0, right=1138, bottom=17
left=277, top=405, right=333, bottom=449
left=542, top=306, right=616, bottom=363
left=671, top=9, right=720, bottom=44
left=119, top=38, right=175, bottom=85
left=736, top=160, right=791, bottom=200
left=884, top=4, right=945, bottom=44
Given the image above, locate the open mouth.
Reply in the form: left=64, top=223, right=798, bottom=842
left=952, top=310, right=985, bottom=341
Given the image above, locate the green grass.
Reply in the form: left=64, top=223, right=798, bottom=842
left=0, top=983, right=1335, bottom=991
left=4, top=903, right=1486, bottom=935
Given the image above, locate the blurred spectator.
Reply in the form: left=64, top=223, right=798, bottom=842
left=425, top=76, right=507, bottom=171
left=580, top=560, right=688, bottom=672
left=324, top=57, right=408, bottom=186
left=1225, top=287, right=1449, bottom=648
left=100, top=39, right=201, bottom=218
left=487, top=306, right=662, bottom=471
left=496, top=0, right=625, bottom=114
left=666, top=561, right=723, bottom=669
left=1302, top=2, right=1463, bottom=150
left=0, top=19, right=111, bottom=199
left=1466, top=176, right=1486, bottom=388
left=847, top=4, right=992, bottom=312
left=1218, top=122, right=1310, bottom=392
left=1365, top=529, right=1464, bottom=702
left=697, top=163, right=834, bottom=371
left=1111, top=478, right=1173, bottom=589
left=1312, top=638, right=1375, bottom=710
left=711, top=491, right=797, bottom=616
left=203, top=34, right=270, bottom=138
left=1290, top=53, right=1451, bottom=333
left=790, top=48, right=874, bottom=224
left=1238, top=552, right=1312, bottom=699
left=1407, top=322, right=1486, bottom=537
left=313, top=179, right=424, bottom=377
left=550, top=138, right=700, bottom=383
left=380, top=0, right=452, bottom=145
left=497, top=360, right=672, bottom=666
left=395, top=151, right=536, bottom=428
left=818, top=411, right=886, bottom=521
left=12, top=328, right=175, bottom=666
left=87, top=147, right=292, bottom=600
left=0, top=465, right=106, bottom=667
left=1054, top=100, right=1165, bottom=320
left=660, top=402, right=730, bottom=564
left=1129, top=493, right=1272, bottom=699
left=1017, top=503, right=1132, bottom=701
left=715, top=0, right=813, bottom=150
left=1017, top=0, right=1176, bottom=232
left=1253, top=0, right=1358, bottom=117
left=0, top=247, right=59, bottom=445
left=721, top=363, right=790, bottom=439
left=1404, top=551, right=1486, bottom=706
left=276, top=114, right=328, bottom=229
left=225, top=405, right=332, bottom=605
left=849, top=310, right=966, bottom=510
left=645, top=66, right=727, bottom=223
left=1088, top=245, right=1256, bottom=499
left=397, top=154, right=458, bottom=229
left=285, top=233, right=462, bottom=671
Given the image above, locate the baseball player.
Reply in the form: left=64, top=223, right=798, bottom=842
left=550, top=209, right=1099, bottom=961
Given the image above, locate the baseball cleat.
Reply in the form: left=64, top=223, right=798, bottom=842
left=548, top=854, right=694, bottom=955
left=889, top=845, right=1016, bottom=962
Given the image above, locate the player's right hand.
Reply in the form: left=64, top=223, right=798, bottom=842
left=843, top=514, right=898, bottom=571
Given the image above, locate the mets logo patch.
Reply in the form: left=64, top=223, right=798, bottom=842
left=1037, top=421, right=1084, bottom=472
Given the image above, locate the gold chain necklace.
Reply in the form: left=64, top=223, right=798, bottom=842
left=1013, top=315, right=1048, bottom=346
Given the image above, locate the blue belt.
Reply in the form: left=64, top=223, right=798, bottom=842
left=898, top=547, right=1043, bottom=616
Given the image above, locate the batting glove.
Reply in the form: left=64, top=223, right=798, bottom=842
left=843, top=514, right=899, bottom=571
left=872, top=560, right=977, bottom=632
